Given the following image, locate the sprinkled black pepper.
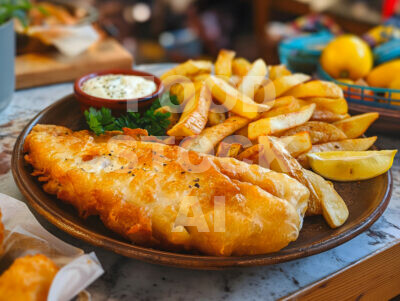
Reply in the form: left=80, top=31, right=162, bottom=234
left=194, top=183, right=200, bottom=188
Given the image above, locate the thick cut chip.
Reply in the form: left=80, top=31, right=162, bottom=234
left=268, top=64, right=291, bottom=80
left=248, top=104, right=315, bottom=140
left=215, top=49, right=236, bottom=78
left=279, top=132, right=312, bottom=157
left=301, top=97, right=348, bottom=114
left=303, top=169, right=349, bottom=228
left=284, top=80, right=343, bottom=99
left=161, top=60, right=212, bottom=81
left=207, top=111, right=226, bottom=126
left=205, top=76, right=273, bottom=120
left=259, top=136, right=349, bottom=227
left=281, top=121, right=347, bottom=144
left=232, top=57, right=251, bottom=77
left=216, top=142, right=243, bottom=157
left=260, top=98, right=302, bottom=118
left=311, top=110, right=350, bottom=123
left=237, top=144, right=262, bottom=163
left=181, top=115, right=250, bottom=154
left=167, top=82, right=212, bottom=136
left=238, top=59, right=268, bottom=98
left=254, top=73, right=310, bottom=103
left=333, top=112, right=379, bottom=138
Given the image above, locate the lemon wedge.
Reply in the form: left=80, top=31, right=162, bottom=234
left=307, top=150, right=397, bottom=181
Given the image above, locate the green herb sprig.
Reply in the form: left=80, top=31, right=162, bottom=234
left=84, top=93, right=179, bottom=136
left=0, top=0, right=46, bottom=27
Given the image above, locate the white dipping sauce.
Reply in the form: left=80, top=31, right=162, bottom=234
left=82, top=74, right=157, bottom=99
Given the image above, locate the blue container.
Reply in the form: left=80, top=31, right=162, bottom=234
left=0, top=19, right=15, bottom=112
left=317, top=64, right=400, bottom=110
left=279, top=31, right=333, bottom=74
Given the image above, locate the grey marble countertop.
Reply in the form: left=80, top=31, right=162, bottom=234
left=0, top=64, right=399, bottom=301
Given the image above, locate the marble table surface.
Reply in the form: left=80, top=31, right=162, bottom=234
left=0, top=64, right=399, bottom=301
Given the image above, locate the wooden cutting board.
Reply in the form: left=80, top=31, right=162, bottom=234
left=15, top=38, right=133, bottom=89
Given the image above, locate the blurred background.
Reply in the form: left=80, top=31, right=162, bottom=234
left=85, top=0, right=396, bottom=64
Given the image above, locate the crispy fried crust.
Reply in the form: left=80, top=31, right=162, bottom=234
left=24, top=125, right=309, bottom=256
left=0, top=254, right=58, bottom=301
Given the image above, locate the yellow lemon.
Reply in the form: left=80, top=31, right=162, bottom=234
left=367, top=59, right=400, bottom=88
left=386, top=76, right=400, bottom=105
left=321, top=35, right=373, bottom=80
left=307, top=150, right=397, bottom=181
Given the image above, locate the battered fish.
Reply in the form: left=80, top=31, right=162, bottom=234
left=24, top=125, right=309, bottom=256
left=0, top=254, right=58, bottom=301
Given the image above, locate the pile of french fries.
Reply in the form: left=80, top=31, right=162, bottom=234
left=160, top=50, right=381, bottom=229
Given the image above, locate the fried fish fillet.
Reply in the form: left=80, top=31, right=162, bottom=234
left=0, top=254, right=58, bottom=301
left=24, top=125, right=309, bottom=256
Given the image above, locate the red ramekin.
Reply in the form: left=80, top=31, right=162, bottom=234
left=74, top=69, right=164, bottom=115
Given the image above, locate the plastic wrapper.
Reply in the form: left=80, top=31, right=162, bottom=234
left=0, top=193, right=104, bottom=301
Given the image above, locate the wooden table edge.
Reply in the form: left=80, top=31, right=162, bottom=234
left=281, top=240, right=400, bottom=300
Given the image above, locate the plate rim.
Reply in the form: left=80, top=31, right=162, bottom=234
left=11, top=93, right=393, bottom=269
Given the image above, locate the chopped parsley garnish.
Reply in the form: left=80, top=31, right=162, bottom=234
left=84, top=93, right=179, bottom=136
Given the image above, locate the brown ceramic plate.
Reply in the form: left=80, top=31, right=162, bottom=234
left=12, top=94, right=393, bottom=269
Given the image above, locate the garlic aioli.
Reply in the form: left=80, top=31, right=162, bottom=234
left=82, top=74, right=157, bottom=99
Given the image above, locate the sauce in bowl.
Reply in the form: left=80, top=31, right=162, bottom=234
left=74, top=69, right=164, bottom=114
left=81, top=74, right=157, bottom=100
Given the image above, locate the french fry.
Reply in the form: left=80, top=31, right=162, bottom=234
left=216, top=142, right=243, bottom=157
left=279, top=132, right=312, bottom=157
left=161, top=60, right=212, bottom=81
left=229, top=75, right=241, bottom=87
left=215, top=49, right=236, bottom=78
left=301, top=97, right=348, bottom=114
left=238, top=58, right=268, bottom=98
left=303, top=169, right=349, bottom=228
left=284, top=80, right=343, bottom=99
left=260, top=98, right=301, bottom=118
left=232, top=57, right=251, bottom=77
left=254, top=73, right=310, bottom=103
left=333, top=112, right=379, bottom=138
left=259, top=136, right=349, bottom=227
left=221, top=133, right=253, bottom=148
left=167, top=83, right=212, bottom=136
left=310, top=110, right=350, bottom=123
left=248, top=103, right=315, bottom=140
left=205, top=75, right=273, bottom=120
left=237, top=144, right=262, bottom=163
left=272, top=96, right=298, bottom=108
left=259, top=136, right=322, bottom=216
left=234, top=125, right=249, bottom=138
left=281, top=121, right=347, bottom=144
left=268, top=64, right=291, bottom=80
left=207, top=111, right=226, bottom=126
left=297, top=136, right=378, bottom=168
left=169, top=81, right=197, bottom=104
left=237, top=132, right=311, bottom=162
left=192, top=73, right=210, bottom=83
left=181, top=115, right=250, bottom=154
